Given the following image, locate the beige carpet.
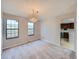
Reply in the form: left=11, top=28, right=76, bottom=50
left=2, top=40, right=76, bottom=59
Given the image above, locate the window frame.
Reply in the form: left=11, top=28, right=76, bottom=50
left=28, top=22, right=35, bottom=36
left=6, top=19, right=19, bottom=39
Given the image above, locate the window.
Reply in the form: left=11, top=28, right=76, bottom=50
left=28, top=22, right=34, bottom=36
left=6, top=19, right=19, bottom=39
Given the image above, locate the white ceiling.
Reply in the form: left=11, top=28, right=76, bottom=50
left=2, top=0, right=76, bottom=18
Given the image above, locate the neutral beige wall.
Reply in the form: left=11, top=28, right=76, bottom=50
left=2, top=12, right=41, bottom=49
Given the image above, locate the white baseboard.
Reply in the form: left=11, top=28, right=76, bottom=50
left=41, top=39, right=60, bottom=47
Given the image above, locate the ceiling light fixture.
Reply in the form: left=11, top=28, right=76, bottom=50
left=29, top=9, right=39, bottom=22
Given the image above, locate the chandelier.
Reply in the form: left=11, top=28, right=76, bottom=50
left=29, top=9, right=39, bottom=22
